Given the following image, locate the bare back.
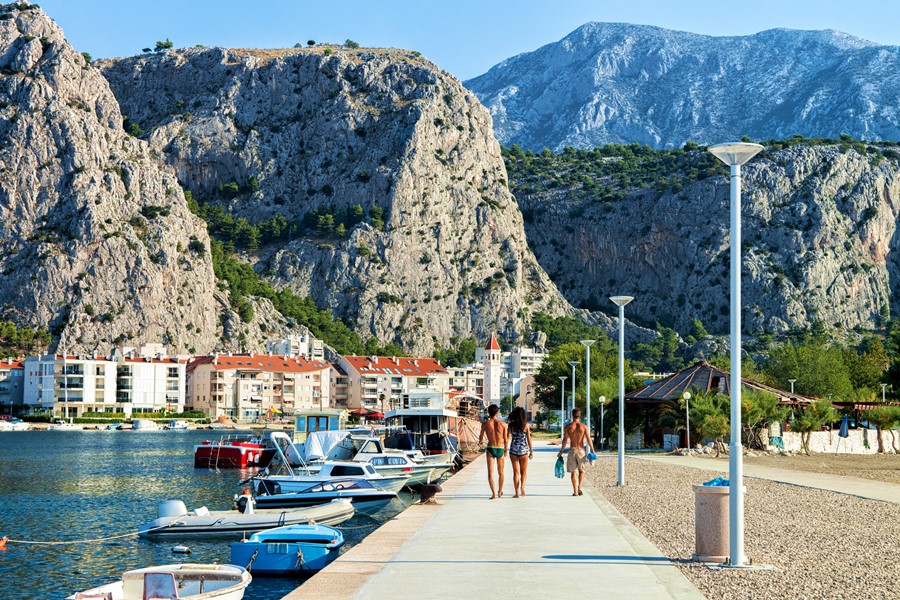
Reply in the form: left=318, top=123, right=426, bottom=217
left=563, top=421, right=590, bottom=451
left=480, top=417, right=508, bottom=447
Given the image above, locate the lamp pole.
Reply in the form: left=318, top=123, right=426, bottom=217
left=682, top=391, right=692, bottom=451
left=788, top=379, right=796, bottom=395
left=581, top=340, right=596, bottom=440
left=598, top=396, right=606, bottom=451
left=568, top=361, right=578, bottom=424
left=558, top=376, right=567, bottom=434
left=881, top=383, right=887, bottom=402
left=709, top=141, right=763, bottom=567
left=610, top=295, right=633, bottom=486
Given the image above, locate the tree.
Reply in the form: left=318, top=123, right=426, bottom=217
left=141, top=47, right=152, bottom=54
left=843, top=336, right=889, bottom=392
left=690, top=390, right=730, bottom=456
left=741, top=389, right=786, bottom=449
left=155, top=39, right=174, bottom=53
left=764, top=341, right=853, bottom=400
left=791, top=400, right=837, bottom=455
left=865, top=405, right=900, bottom=453
left=345, top=39, right=360, bottom=49
left=307, top=40, right=316, bottom=46
left=632, top=324, right=684, bottom=372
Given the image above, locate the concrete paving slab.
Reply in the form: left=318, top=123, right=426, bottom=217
left=284, top=442, right=705, bottom=600
left=634, top=454, right=900, bottom=504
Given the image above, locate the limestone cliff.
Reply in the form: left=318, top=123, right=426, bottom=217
left=513, top=144, right=900, bottom=337
left=100, top=45, right=571, bottom=354
left=0, top=4, right=220, bottom=354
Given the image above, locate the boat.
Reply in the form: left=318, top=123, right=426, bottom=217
left=131, top=419, right=162, bottom=431
left=194, top=434, right=276, bottom=469
left=349, top=436, right=452, bottom=486
left=165, top=420, right=190, bottom=430
left=48, top=420, right=84, bottom=431
left=67, top=563, right=250, bottom=600
left=0, top=418, right=29, bottom=431
left=230, top=524, right=344, bottom=575
left=99, top=423, right=122, bottom=431
left=137, top=498, right=354, bottom=538
left=250, top=478, right=397, bottom=516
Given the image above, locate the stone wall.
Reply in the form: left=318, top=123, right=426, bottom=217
left=774, top=429, right=898, bottom=454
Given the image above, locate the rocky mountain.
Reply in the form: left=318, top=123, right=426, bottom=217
left=98, top=44, right=573, bottom=354
left=0, top=3, right=223, bottom=355
left=509, top=141, right=900, bottom=339
left=466, top=23, right=900, bottom=151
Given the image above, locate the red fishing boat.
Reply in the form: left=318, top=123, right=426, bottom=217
left=194, top=435, right=276, bottom=469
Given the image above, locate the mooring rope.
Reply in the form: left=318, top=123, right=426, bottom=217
left=1, top=520, right=184, bottom=546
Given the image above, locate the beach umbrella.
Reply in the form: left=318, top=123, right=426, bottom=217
left=835, top=414, right=849, bottom=454
left=349, top=407, right=372, bottom=416
left=367, top=411, right=385, bottom=420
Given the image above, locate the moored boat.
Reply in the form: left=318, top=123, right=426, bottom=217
left=251, top=478, right=397, bottom=516
left=48, top=420, right=84, bottom=431
left=0, top=418, right=29, bottom=431
left=137, top=498, right=354, bottom=538
left=165, top=420, right=190, bottom=430
left=194, top=434, right=276, bottom=469
left=67, top=563, right=250, bottom=600
left=131, top=418, right=162, bottom=431
left=230, top=524, right=344, bottom=575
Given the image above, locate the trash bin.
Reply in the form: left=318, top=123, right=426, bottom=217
left=692, top=481, right=735, bottom=563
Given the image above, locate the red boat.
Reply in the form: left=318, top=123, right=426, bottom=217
left=193, top=435, right=277, bottom=469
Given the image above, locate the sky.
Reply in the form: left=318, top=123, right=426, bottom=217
left=36, top=0, right=900, bottom=80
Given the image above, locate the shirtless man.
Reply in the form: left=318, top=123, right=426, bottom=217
left=558, top=407, right=595, bottom=496
left=478, top=404, right=509, bottom=499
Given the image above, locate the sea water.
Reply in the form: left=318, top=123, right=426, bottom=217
left=0, top=430, right=410, bottom=600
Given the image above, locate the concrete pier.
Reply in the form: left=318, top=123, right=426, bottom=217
left=283, top=442, right=704, bottom=599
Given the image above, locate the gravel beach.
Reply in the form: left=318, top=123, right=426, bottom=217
left=586, top=455, right=900, bottom=599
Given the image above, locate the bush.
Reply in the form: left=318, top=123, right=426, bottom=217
left=345, top=39, right=360, bottom=49
left=155, top=39, right=173, bottom=53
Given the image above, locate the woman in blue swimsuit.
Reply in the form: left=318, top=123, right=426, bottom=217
left=506, top=407, right=533, bottom=498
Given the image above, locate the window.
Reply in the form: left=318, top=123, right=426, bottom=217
left=329, top=465, right=365, bottom=476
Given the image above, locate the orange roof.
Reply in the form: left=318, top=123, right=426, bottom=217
left=484, top=333, right=500, bottom=351
left=343, top=355, right=447, bottom=376
left=0, top=359, right=23, bottom=369
left=188, top=354, right=331, bottom=374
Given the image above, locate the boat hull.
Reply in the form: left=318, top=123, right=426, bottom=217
left=68, top=563, right=251, bottom=600
left=230, top=525, right=343, bottom=575
left=254, top=491, right=396, bottom=516
left=194, top=439, right=276, bottom=469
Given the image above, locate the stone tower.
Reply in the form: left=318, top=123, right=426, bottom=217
left=483, top=333, right=501, bottom=407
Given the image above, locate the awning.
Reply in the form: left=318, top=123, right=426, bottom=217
left=268, top=407, right=282, bottom=414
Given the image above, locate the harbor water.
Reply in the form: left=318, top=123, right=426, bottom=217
left=0, top=430, right=412, bottom=600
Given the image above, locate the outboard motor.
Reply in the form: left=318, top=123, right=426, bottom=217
left=157, top=500, right=188, bottom=518
left=233, top=488, right=255, bottom=514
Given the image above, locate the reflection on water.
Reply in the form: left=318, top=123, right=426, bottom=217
left=0, top=430, right=403, bottom=600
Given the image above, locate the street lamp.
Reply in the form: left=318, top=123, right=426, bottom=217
left=709, top=141, right=763, bottom=567
left=598, top=396, right=606, bottom=450
left=881, top=383, right=887, bottom=402
left=610, top=295, right=633, bottom=486
left=682, top=391, right=692, bottom=451
left=568, top=361, right=579, bottom=422
left=558, top=376, right=567, bottom=434
left=581, top=340, right=596, bottom=440
left=788, top=379, right=796, bottom=395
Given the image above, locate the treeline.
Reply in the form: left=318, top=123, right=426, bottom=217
left=0, top=320, right=51, bottom=356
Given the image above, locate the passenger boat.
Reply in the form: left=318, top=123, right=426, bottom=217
left=230, top=524, right=343, bottom=575
left=251, top=478, right=397, bottom=516
left=137, top=498, right=354, bottom=538
left=194, top=434, right=276, bottom=469
left=67, top=563, right=250, bottom=600
left=131, top=419, right=162, bottom=431
left=48, top=420, right=84, bottom=431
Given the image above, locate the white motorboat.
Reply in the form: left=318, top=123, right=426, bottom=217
left=137, top=498, right=354, bottom=538
left=131, top=418, right=162, bottom=431
left=230, top=524, right=343, bottom=575
left=67, top=563, right=250, bottom=600
left=165, top=420, right=190, bottom=430
left=48, top=420, right=84, bottom=431
left=252, top=478, right=397, bottom=516
left=348, top=436, right=452, bottom=487
left=0, top=418, right=29, bottom=431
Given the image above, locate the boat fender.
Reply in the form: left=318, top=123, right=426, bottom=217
left=171, top=544, right=191, bottom=554
left=235, top=488, right=255, bottom=514
left=0, top=536, right=7, bottom=550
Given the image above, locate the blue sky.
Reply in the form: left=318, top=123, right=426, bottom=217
left=37, top=0, right=900, bottom=80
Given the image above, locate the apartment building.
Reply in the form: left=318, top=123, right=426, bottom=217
left=338, top=356, right=449, bottom=411
left=187, top=353, right=332, bottom=420
left=265, top=330, right=325, bottom=361
left=0, top=358, right=24, bottom=414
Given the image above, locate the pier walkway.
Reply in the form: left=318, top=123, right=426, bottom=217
left=634, top=454, right=900, bottom=504
left=284, top=441, right=704, bottom=600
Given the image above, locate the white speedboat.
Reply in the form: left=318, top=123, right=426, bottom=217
left=48, top=420, right=84, bottom=431
left=349, top=436, right=452, bottom=487
left=0, top=418, right=29, bottom=431
left=165, top=420, right=190, bottom=430
left=252, top=478, right=397, bottom=516
left=67, top=563, right=250, bottom=600
left=137, top=498, right=354, bottom=538
left=230, top=524, right=343, bottom=575
left=131, top=418, right=162, bottom=431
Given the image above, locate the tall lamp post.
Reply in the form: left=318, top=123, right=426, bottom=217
left=683, top=391, right=692, bottom=451
left=610, top=295, right=633, bottom=486
left=581, top=340, right=596, bottom=439
left=881, top=383, right=888, bottom=402
left=709, top=141, right=763, bottom=567
left=598, top=396, right=606, bottom=450
left=559, top=376, right=567, bottom=435
left=568, top=361, right=579, bottom=423
left=788, top=379, right=796, bottom=395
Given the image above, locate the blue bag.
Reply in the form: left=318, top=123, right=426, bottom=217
left=587, top=451, right=597, bottom=462
left=554, top=456, right=565, bottom=478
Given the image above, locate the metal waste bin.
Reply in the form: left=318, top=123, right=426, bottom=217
left=692, top=484, right=731, bottom=563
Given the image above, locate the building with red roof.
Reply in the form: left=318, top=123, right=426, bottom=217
left=187, top=353, right=332, bottom=420
left=337, top=355, right=449, bottom=411
left=0, top=357, right=24, bottom=414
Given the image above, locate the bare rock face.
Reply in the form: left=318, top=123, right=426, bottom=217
left=0, top=4, right=218, bottom=354
left=100, top=46, right=571, bottom=354
left=516, top=144, right=900, bottom=336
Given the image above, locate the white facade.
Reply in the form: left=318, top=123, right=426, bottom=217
left=266, top=331, right=325, bottom=361
left=0, top=359, right=24, bottom=413
left=483, top=336, right=502, bottom=407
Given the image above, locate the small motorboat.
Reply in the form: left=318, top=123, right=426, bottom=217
left=230, top=524, right=344, bottom=575
left=165, top=420, right=190, bottom=430
left=131, top=419, right=162, bottom=431
left=194, top=435, right=276, bottom=469
left=67, top=563, right=250, bottom=600
left=48, top=420, right=84, bottom=431
left=252, top=478, right=397, bottom=516
left=0, top=418, right=29, bottom=431
left=137, top=498, right=354, bottom=538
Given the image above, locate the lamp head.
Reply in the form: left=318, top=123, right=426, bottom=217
left=559, top=376, right=567, bottom=382
left=580, top=339, right=596, bottom=347
left=610, top=295, right=634, bottom=307
left=708, top=142, right=763, bottom=166
left=682, top=391, right=691, bottom=400
left=568, top=361, right=579, bottom=368
left=599, top=396, right=605, bottom=403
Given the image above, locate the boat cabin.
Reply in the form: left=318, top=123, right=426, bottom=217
left=292, top=409, right=346, bottom=443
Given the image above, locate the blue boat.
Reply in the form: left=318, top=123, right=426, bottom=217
left=230, top=524, right=344, bottom=575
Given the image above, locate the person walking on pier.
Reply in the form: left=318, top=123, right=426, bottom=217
left=558, top=408, right=594, bottom=496
left=506, top=406, right=533, bottom=498
left=479, top=404, right=509, bottom=499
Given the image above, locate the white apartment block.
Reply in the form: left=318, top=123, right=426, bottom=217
left=22, top=353, right=186, bottom=418
left=188, top=353, right=332, bottom=420
left=0, top=358, right=24, bottom=414
left=338, top=356, right=449, bottom=410
left=473, top=341, right=547, bottom=401
left=266, top=330, right=325, bottom=361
